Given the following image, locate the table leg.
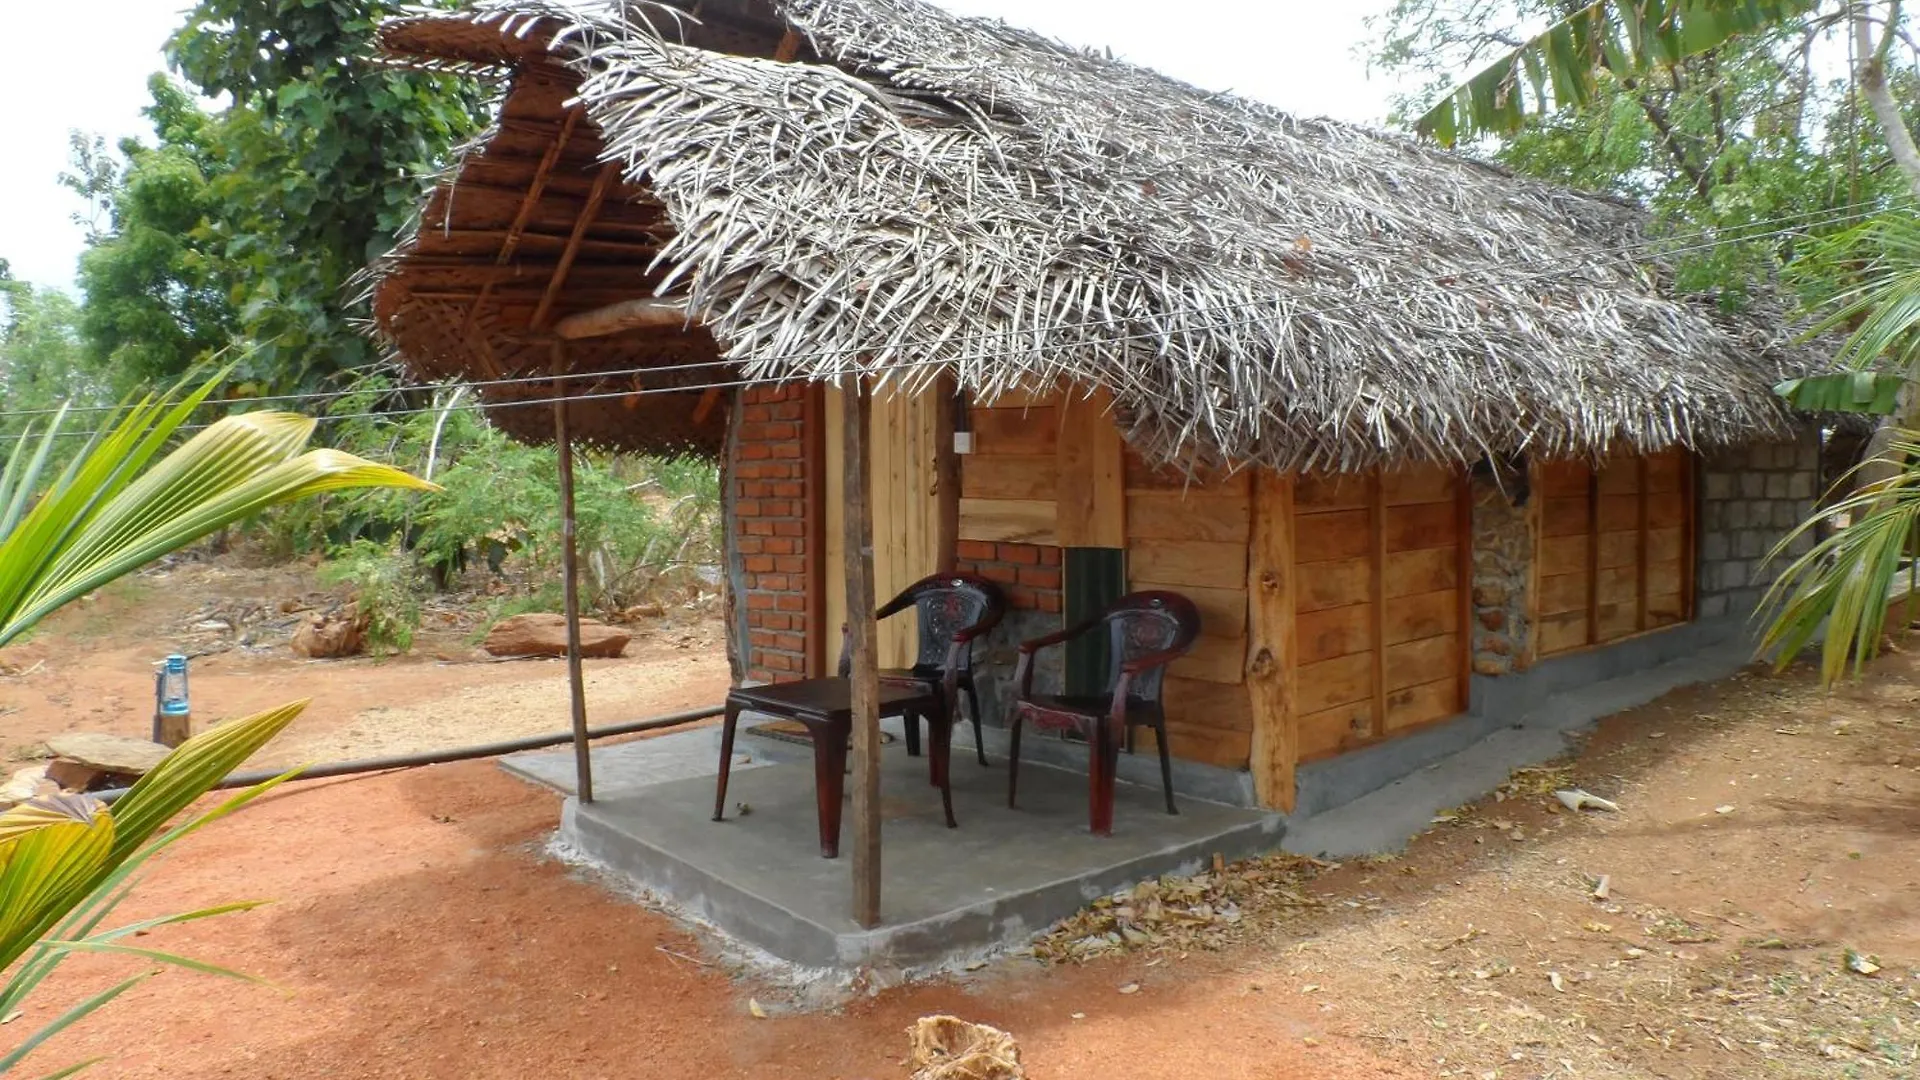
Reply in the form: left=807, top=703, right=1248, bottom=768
left=810, top=717, right=850, bottom=858
left=712, top=699, right=742, bottom=822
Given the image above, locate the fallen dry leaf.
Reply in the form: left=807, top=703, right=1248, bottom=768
left=748, top=998, right=768, bottom=1019
left=1549, top=971, right=1566, bottom=993
left=1117, top=982, right=1140, bottom=995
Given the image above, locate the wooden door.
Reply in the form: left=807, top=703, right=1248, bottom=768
left=1536, top=449, right=1692, bottom=657
left=822, top=388, right=945, bottom=669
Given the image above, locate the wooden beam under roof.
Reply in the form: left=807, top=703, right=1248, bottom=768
left=529, top=165, right=616, bottom=331
left=552, top=297, right=696, bottom=339
left=461, top=107, right=584, bottom=337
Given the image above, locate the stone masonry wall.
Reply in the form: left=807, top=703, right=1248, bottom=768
left=729, top=384, right=812, bottom=683
left=953, top=541, right=1064, bottom=728
left=1696, top=427, right=1821, bottom=620
left=1469, top=470, right=1533, bottom=677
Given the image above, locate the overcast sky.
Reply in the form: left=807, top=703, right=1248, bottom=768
left=0, top=0, right=1401, bottom=294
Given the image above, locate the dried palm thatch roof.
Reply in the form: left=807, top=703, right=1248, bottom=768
left=372, top=0, right=1820, bottom=468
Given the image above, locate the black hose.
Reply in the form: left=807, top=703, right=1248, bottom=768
left=94, top=703, right=725, bottom=803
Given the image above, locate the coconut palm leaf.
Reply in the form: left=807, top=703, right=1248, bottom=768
left=0, top=706, right=307, bottom=1076
left=1773, top=372, right=1908, bottom=414
left=1758, top=431, right=1920, bottom=683
left=0, top=975, right=144, bottom=1077
left=1416, top=0, right=1820, bottom=146
left=0, top=383, right=438, bottom=648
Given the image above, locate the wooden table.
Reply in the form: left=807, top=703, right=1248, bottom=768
left=712, top=677, right=955, bottom=858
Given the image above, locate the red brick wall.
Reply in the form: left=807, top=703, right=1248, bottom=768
left=733, top=385, right=811, bottom=682
left=955, top=540, right=1062, bottom=613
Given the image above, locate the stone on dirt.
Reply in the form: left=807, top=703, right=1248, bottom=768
left=291, top=605, right=368, bottom=658
left=0, top=765, right=59, bottom=808
left=483, top=612, right=630, bottom=659
left=44, top=732, right=172, bottom=778
left=907, top=1016, right=1023, bottom=1080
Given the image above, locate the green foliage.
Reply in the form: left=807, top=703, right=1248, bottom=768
left=70, top=2, right=483, bottom=396
left=1759, top=432, right=1920, bottom=684
left=0, top=703, right=307, bottom=1078
left=0, top=373, right=436, bottom=648
left=1372, top=2, right=1910, bottom=305
left=0, top=377, right=430, bottom=1075
left=1403, top=0, right=1821, bottom=147
left=248, top=374, right=723, bottom=618
left=1774, top=371, right=1907, bottom=413
left=317, top=539, right=424, bottom=654
left=1, top=284, right=106, bottom=448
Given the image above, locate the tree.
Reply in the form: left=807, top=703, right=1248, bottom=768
left=0, top=283, right=106, bottom=448
left=73, top=1, right=483, bottom=397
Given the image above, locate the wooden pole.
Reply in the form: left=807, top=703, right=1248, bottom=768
left=553, top=342, right=594, bottom=804
left=1246, top=469, right=1297, bottom=811
left=843, top=384, right=882, bottom=927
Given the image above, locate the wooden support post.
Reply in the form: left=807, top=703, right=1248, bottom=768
left=804, top=385, right=828, bottom=676
left=553, top=343, right=594, bottom=804
left=843, top=384, right=883, bottom=927
left=1524, top=459, right=1543, bottom=668
left=1247, top=470, right=1297, bottom=811
left=1368, top=470, right=1387, bottom=739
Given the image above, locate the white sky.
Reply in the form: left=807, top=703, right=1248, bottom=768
left=0, top=0, right=1399, bottom=294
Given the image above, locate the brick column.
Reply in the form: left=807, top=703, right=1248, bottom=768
left=730, top=385, right=812, bottom=682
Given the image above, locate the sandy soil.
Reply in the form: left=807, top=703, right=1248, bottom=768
left=4, top=561, right=1917, bottom=1078
left=1, top=558, right=730, bottom=770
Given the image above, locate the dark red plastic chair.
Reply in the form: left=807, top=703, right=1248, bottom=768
left=840, top=572, right=1005, bottom=767
left=1005, top=590, right=1201, bottom=836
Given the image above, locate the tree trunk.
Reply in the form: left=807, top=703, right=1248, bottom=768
left=1856, top=0, right=1920, bottom=200
left=1849, top=1, right=1920, bottom=496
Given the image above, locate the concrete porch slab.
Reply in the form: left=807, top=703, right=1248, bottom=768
left=552, top=739, right=1283, bottom=970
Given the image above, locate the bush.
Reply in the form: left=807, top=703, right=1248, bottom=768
left=243, top=373, right=723, bottom=617
left=317, top=539, right=424, bottom=654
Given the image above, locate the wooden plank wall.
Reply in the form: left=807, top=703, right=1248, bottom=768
left=1293, top=464, right=1469, bottom=762
left=958, top=387, right=1060, bottom=545
left=1124, top=452, right=1255, bottom=768
left=822, top=388, right=943, bottom=669
left=1536, top=449, right=1691, bottom=657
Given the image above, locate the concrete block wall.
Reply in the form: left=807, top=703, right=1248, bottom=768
left=1695, top=427, right=1820, bottom=620
left=729, top=384, right=813, bottom=683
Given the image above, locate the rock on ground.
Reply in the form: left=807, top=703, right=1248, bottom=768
left=483, top=613, right=630, bottom=659
left=291, top=605, right=368, bottom=658
left=907, top=1016, right=1023, bottom=1080
left=1, top=764, right=60, bottom=808
left=44, top=732, right=172, bottom=776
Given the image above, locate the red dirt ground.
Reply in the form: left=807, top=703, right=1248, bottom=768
left=5, top=560, right=1918, bottom=1078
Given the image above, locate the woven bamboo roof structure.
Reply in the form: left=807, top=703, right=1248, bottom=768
left=371, top=0, right=1820, bottom=468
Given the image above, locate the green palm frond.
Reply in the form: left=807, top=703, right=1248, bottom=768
left=1758, top=432, right=1920, bottom=684
left=0, top=377, right=438, bottom=648
left=1773, top=372, right=1909, bottom=414
left=1416, top=0, right=1820, bottom=145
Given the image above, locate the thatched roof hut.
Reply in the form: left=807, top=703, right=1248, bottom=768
left=371, top=0, right=1816, bottom=469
